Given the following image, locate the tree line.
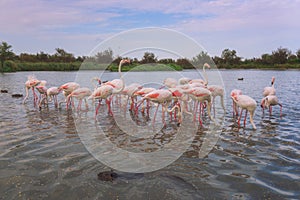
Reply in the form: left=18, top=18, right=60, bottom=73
left=1, top=41, right=300, bottom=72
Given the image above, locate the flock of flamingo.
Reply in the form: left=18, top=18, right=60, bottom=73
left=21, top=59, right=282, bottom=130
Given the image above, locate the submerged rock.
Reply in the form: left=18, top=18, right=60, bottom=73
left=97, top=170, right=118, bottom=182
left=1, top=89, right=8, bottom=93
left=12, top=94, right=23, bottom=98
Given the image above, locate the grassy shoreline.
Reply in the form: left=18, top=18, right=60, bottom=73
left=1, top=61, right=300, bottom=72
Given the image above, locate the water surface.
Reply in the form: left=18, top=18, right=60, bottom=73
left=0, top=70, right=299, bottom=199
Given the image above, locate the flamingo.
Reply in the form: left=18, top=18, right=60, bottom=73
left=35, top=80, right=48, bottom=109
left=22, top=75, right=41, bottom=105
left=163, top=77, right=177, bottom=88
left=66, top=87, right=92, bottom=110
left=183, top=86, right=214, bottom=126
left=88, top=59, right=129, bottom=117
left=231, top=93, right=257, bottom=130
left=189, top=63, right=210, bottom=86
left=58, top=82, right=80, bottom=108
left=178, top=77, right=191, bottom=85
left=122, top=83, right=143, bottom=110
left=207, top=85, right=225, bottom=112
left=136, top=89, right=173, bottom=125
left=46, top=87, right=60, bottom=108
left=88, top=85, right=114, bottom=117
left=168, top=86, right=191, bottom=123
left=263, top=77, right=276, bottom=96
left=260, top=95, right=282, bottom=116
left=101, top=59, right=130, bottom=104
left=230, top=89, right=242, bottom=116
left=133, top=87, right=156, bottom=113
left=203, top=63, right=225, bottom=112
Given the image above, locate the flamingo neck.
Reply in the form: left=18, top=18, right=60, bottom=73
left=203, top=63, right=209, bottom=85
left=114, top=61, right=125, bottom=93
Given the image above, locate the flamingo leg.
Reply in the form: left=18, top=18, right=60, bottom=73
left=152, top=104, right=160, bottom=126
left=106, top=98, right=113, bottom=116
left=95, top=99, right=102, bottom=118
left=162, top=104, right=166, bottom=126
left=193, top=101, right=198, bottom=122
left=54, top=95, right=58, bottom=108
left=244, top=110, right=248, bottom=127
left=23, top=87, right=29, bottom=104
left=220, top=95, right=225, bottom=111
left=207, top=101, right=214, bottom=121
left=32, top=87, right=37, bottom=106
left=77, top=99, right=82, bottom=111
left=84, top=99, right=89, bottom=110
left=269, top=106, right=272, bottom=116
left=249, top=111, right=256, bottom=130
left=279, top=103, right=282, bottom=117
left=238, top=109, right=243, bottom=127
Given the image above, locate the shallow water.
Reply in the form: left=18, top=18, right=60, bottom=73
left=0, top=70, right=299, bottom=199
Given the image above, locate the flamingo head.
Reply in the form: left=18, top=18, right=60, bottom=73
left=271, top=76, right=275, bottom=86
left=260, top=97, right=269, bottom=109
left=39, top=80, right=47, bottom=86
left=120, top=59, right=130, bottom=65
left=203, top=63, right=211, bottom=69
left=231, top=93, right=238, bottom=101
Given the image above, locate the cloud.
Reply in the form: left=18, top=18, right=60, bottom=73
left=0, top=0, right=299, bottom=57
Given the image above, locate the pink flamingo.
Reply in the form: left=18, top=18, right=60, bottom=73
left=136, top=89, right=173, bottom=125
left=260, top=95, right=282, bottom=116
left=133, top=87, right=156, bottom=113
left=203, top=63, right=225, bottom=112
left=184, top=86, right=214, bottom=126
left=230, top=89, right=243, bottom=116
left=178, top=77, right=191, bottom=85
left=66, top=87, right=92, bottom=110
left=23, top=75, right=41, bottom=105
left=163, top=77, right=177, bottom=88
left=35, top=80, right=48, bottom=109
left=231, top=93, right=257, bottom=129
left=189, top=63, right=210, bottom=86
left=58, top=82, right=80, bottom=108
left=122, top=83, right=143, bottom=110
left=207, top=85, right=225, bottom=112
left=88, top=85, right=114, bottom=117
left=263, top=77, right=276, bottom=96
left=100, top=59, right=130, bottom=104
left=46, top=87, right=60, bottom=108
left=168, top=86, right=191, bottom=123
left=89, top=59, right=129, bottom=117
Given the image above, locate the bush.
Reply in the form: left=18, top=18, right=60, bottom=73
left=3, top=60, right=19, bottom=72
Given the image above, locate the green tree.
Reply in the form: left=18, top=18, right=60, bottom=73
left=53, top=48, right=75, bottom=62
left=261, top=53, right=273, bottom=65
left=141, top=52, right=157, bottom=64
left=272, top=47, right=291, bottom=64
left=191, top=51, right=212, bottom=68
left=176, top=58, right=193, bottom=69
left=95, top=49, right=113, bottom=64
left=296, top=49, right=300, bottom=60
left=221, top=49, right=241, bottom=65
left=0, top=41, right=15, bottom=72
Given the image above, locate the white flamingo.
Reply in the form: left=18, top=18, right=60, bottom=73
left=231, top=93, right=257, bottom=129
left=260, top=95, right=282, bottom=116
left=46, top=87, right=60, bottom=108
left=23, top=75, right=41, bottom=105
left=230, top=89, right=242, bottom=117
left=58, top=82, right=80, bottom=108
left=184, top=86, right=214, bottom=126
left=66, top=87, right=92, bottom=111
left=263, top=77, right=276, bottom=96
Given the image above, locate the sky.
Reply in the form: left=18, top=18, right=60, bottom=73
left=0, top=0, right=299, bottom=59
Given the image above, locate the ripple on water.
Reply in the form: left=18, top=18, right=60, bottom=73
left=1, top=70, right=300, bottom=199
